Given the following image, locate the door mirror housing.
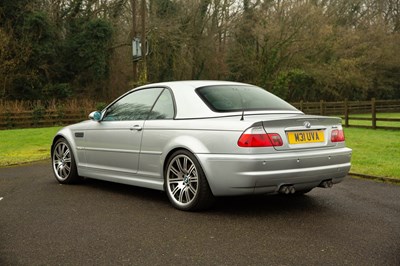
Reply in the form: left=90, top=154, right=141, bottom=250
left=89, top=111, right=102, bottom=122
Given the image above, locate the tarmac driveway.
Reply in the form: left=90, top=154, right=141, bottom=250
left=0, top=161, right=399, bottom=265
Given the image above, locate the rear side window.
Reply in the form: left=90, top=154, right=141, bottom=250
left=196, top=85, right=297, bottom=112
left=148, top=89, right=175, bottom=119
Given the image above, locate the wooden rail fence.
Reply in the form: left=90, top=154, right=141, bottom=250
left=0, top=110, right=90, bottom=129
left=292, top=98, right=400, bottom=130
left=0, top=98, right=399, bottom=130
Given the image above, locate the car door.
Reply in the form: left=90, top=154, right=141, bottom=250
left=84, top=87, right=164, bottom=175
left=139, top=88, right=176, bottom=179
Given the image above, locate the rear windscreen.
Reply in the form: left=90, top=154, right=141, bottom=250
left=196, top=85, right=298, bottom=112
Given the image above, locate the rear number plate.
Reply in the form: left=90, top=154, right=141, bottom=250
left=287, top=130, right=325, bottom=144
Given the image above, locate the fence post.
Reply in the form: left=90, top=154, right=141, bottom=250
left=371, top=98, right=376, bottom=129
left=300, top=100, right=303, bottom=112
left=320, top=100, right=324, bottom=115
left=344, top=98, right=349, bottom=127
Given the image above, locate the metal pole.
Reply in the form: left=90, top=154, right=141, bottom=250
left=140, top=0, right=147, bottom=83
left=131, top=0, right=137, bottom=82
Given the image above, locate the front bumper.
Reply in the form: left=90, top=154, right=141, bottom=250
left=197, top=147, right=352, bottom=196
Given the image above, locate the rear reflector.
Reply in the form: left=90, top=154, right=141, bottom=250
left=238, top=127, right=283, bottom=147
left=268, top=133, right=284, bottom=146
left=331, top=129, right=345, bottom=142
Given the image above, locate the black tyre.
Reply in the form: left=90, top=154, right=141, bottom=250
left=164, top=150, right=215, bottom=211
left=51, top=138, right=81, bottom=184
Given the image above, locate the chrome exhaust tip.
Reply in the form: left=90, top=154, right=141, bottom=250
left=279, top=186, right=290, bottom=194
left=279, top=185, right=296, bottom=194
left=319, top=180, right=333, bottom=188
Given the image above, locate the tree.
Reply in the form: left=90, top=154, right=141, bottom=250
left=62, top=17, right=113, bottom=95
left=1, top=0, right=399, bottom=101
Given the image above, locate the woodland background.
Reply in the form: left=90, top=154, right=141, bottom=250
left=0, top=0, right=399, bottom=102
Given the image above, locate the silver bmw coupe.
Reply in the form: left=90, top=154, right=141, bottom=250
left=51, top=81, right=352, bottom=211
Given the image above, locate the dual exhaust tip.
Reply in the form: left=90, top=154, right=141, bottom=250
left=278, top=185, right=296, bottom=195
left=318, top=180, right=334, bottom=188
left=278, top=179, right=333, bottom=194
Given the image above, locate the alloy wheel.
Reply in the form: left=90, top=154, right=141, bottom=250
left=166, top=154, right=199, bottom=207
left=53, top=141, right=72, bottom=181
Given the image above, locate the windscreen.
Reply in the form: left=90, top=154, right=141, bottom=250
left=196, top=85, right=298, bottom=112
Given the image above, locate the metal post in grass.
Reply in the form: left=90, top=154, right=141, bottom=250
left=371, top=98, right=376, bottom=129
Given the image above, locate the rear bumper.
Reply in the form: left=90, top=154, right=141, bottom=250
left=197, top=147, right=352, bottom=196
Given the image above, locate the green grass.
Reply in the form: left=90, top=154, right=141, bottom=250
left=0, top=126, right=399, bottom=179
left=0, top=127, right=61, bottom=166
left=344, top=127, right=400, bottom=179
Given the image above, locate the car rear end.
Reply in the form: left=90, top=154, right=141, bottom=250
left=174, top=82, right=352, bottom=196
left=196, top=114, right=352, bottom=196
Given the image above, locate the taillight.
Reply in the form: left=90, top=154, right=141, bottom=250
left=331, top=129, right=345, bottom=142
left=238, top=127, right=283, bottom=147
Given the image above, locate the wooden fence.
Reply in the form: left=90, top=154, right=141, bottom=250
left=0, top=110, right=90, bottom=129
left=292, top=98, right=400, bottom=130
left=0, top=98, right=97, bottom=129
left=0, top=98, right=399, bottom=130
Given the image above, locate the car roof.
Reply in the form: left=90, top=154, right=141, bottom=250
left=134, top=81, right=247, bottom=119
left=139, top=80, right=248, bottom=89
left=135, top=80, right=300, bottom=119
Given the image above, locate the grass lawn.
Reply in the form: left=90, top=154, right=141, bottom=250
left=0, top=127, right=61, bottom=166
left=344, top=127, right=400, bottom=179
left=0, top=126, right=399, bottom=179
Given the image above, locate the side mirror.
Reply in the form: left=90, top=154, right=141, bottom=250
left=89, top=111, right=102, bottom=122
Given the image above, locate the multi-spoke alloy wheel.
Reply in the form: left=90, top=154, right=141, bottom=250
left=167, top=154, right=199, bottom=204
left=52, top=138, right=80, bottom=184
left=165, top=150, right=214, bottom=211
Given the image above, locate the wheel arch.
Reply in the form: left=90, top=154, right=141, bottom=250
left=51, top=130, right=80, bottom=167
left=161, top=134, right=210, bottom=175
left=51, top=135, right=64, bottom=156
left=163, top=147, right=192, bottom=175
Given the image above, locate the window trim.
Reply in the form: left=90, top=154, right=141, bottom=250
left=100, top=86, right=176, bottom=121
left=195, top=85, right=297, bottom=113
left=147, top=87, right=176, bottom=120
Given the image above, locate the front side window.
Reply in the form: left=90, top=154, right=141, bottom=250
left=103, top=88, right=163, bottom=121
left=196, top=85, right=298, bottom=112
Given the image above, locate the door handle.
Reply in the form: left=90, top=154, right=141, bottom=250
left=130, top=125, right=143, bottom=131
